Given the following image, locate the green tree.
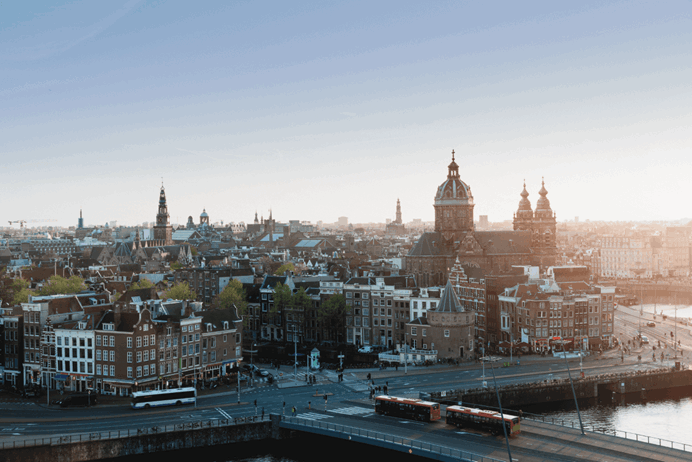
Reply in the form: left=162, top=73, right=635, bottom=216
left=318, top=294, right=351, bottom=343
left=289, top=287, right=311, bottom=342
left=274, top=262, right=296, bottom=276
left=190, top=246, right=198, bottom=256
left=10, top=277, right=31, bottom=305
left=38, top=275, right=86, bottom=296
left=170, top=262, right=183, bottom=271
left=214, top=280, right=248, bottom=323
left=272, top=282, right=293, bottom=315
left=130, top=278, right=154, bottom=290
left=163, top=281, right=197, bottom=300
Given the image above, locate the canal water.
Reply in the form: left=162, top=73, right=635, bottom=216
left=522, top=383, right=692, bottom=447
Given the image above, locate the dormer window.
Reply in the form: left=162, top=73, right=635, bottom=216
left=103, top=323, right=114, bottom=331
left=78, top=322, right=86, bottom=330
left=223, top=321, right=229, bottom=330
left=206, top=323, right=212, bottom=332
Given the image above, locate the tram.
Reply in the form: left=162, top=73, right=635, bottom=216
left=374, top=395, right=441, bottom=422
left=445, top=405, right=521, bottom=436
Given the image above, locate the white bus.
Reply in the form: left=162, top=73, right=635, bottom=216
left=131, top=387, right=197, bottom=409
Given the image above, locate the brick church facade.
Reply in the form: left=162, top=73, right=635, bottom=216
left=406, top=151, right=557, bottom=287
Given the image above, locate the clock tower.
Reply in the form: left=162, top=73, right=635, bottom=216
left=153, top=184, right=173, bottom=245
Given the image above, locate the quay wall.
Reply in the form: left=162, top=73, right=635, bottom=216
left=1, top=418, right=285, bottom=462
left=430, top=369, right=692, bottom=408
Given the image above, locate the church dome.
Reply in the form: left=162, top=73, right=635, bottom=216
left=434, top=150, right=473, bottom=205
left=200, top=209, right=209, bottom=218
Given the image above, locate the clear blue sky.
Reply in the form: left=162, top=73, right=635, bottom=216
left=2, top=1, right=691, bottom=228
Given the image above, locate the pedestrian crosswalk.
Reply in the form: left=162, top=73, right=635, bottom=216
left=296, top=412, right=332, bottom=421
left=328, top=406, right=374, bottom=416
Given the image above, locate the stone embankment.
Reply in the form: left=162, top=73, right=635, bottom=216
left=428, top=368, right=692, bottom=408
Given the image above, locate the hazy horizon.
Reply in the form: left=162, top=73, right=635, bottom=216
left=2, top=1, right=691, bottom=227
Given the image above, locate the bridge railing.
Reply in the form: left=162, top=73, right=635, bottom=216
left=0, top=415, right=268, bottom=450
left=281, top=415, right=504, bottom=462
left=523, top=415, right=692, bottom=453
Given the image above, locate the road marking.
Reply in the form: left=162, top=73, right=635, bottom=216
left=216, top=407, right=232, bottom=420
left=328, top=406, right=374, bottom=416
left=296, top=412, right=332, bottom=421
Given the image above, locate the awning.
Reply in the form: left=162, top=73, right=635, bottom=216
left=222, top=359, right=238, bottom=365
left=55, top=374, right=68, bottom=381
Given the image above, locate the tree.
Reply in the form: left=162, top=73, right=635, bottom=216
left=272, top=282, right=293, bottom=315
left=130, top=279, right=154, bottom=290
left=164, top=281, right=197, bottom=300
left=214, top=280, right=248, bottom=324
left=8, top=277, right=31, bottom=305
left=289, top=287, right=311, bottom=342
left=274, top=262, right=296, bottom=276
left=38, top=275, right=86, bottom=296
left=170, top=262, right=183, bottom=271
left=318, top=294, right=351, bottom=343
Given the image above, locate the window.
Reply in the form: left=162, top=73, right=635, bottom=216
left=110, top=351, right=115, bottom=362
left=422, top=329, right=427, bottom=337
left=150, top=334, right=155, bottom=345
left=127, top=352, right=132, bottom=363
left=96, top=350, right=101, bottom=361
left=150, top=364, right=155, bottom=375
left=127, top=337, right=132, bottom=348
left=411, top=327, right=417, bottom=335
left=110, top=365, right=115, bottom=376
left=444, top=330, right=450, bottom=337
left=144, top=351, right=149, bottom=362
left=96, top=364, right=102, bottom=376
left=136, top=337, right=142, bottom=348
left=127, top=367, right=133, bottom=378
left=96, top=335, right=101, bottom=347
left=137, top=352, right=142, bottom=363
left=110, top=336, right=115, bottom=347
left=143, top=336, right=148, bottom=347
left=136, top=367, right=142, bottom=378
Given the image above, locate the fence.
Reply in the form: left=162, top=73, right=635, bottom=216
left=281, top=415, right=504, bottom=462
left=523, top=415, right=692, bottom=453
left=0, top=415, right=268, bottom=450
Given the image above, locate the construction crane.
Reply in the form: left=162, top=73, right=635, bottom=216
left=8, top=220, right=27, bottom=228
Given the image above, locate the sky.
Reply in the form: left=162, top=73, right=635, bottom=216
left=1, top=1, right=691, bottom=228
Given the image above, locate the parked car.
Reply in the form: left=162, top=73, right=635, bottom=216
left=647, top=321, right=656, bottom=327
left=257, top=369, right=270, bottom=377
left=358, top=346, right=374, bottom=353
left=641, top=335, right=650, bottom=344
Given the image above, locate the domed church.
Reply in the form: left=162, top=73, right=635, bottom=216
left=406, top=151, right=557, bottom=286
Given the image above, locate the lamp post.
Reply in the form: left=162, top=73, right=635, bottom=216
left=404, top=333, right=408, bottom=375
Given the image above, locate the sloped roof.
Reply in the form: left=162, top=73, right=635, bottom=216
left=407, top=316, right=429, bottom=326
left=434, top=280, right=463, bottom=313
left=407, top=232, right=444, bottom=257
left=474, top=231, right=532, bottom=254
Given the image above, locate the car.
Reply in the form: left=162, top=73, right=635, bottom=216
left=640, top=335, right=650, bottom=344
left=647, top=321, right=656, bottom=327
left=257, top=369, right=270, bottom=377
left=358, top=346, right=374, bottom=353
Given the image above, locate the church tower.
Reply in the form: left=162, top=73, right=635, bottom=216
left=532, top=179, right=557, bottom=266
left=513, top=181, right=533, bottom=232
left=395, top=199, right=402, bottom=224
left=153, top=184, right=173, bottom=245
left=434, top=150, right=474, bottom=242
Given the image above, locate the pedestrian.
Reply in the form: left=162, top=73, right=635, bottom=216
left=292, top=406, right=296, bottom=417
left=262, top=407, right=265, bottom=419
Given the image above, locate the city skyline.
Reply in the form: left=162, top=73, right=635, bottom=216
left=2, top=1, right=692, bottom=227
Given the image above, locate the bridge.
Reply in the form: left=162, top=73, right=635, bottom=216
left=2, top=410, right=691, bottom=462
left=616, top=281, right=692, bottom=304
